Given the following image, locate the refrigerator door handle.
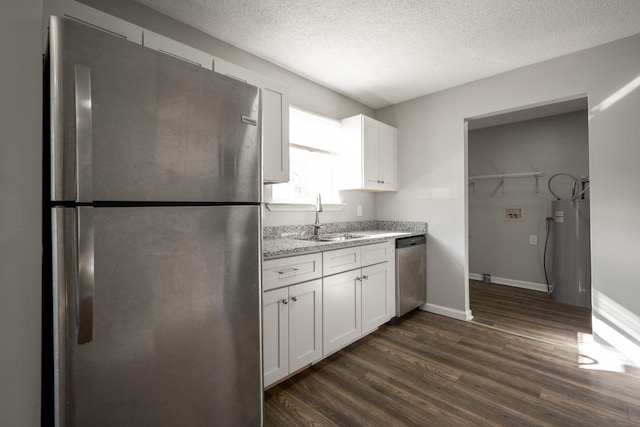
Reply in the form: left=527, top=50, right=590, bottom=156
left=76, top=206, right=95, bottom=344
left=75, top=64, right=93, bottom=203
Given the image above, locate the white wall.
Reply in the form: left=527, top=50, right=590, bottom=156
left=1, top=0, right=43, bottom=425
left=68, top=0, right=379, bottom=227
left=263, top=190, right=378, bottom=227
left=376, top=33, right=640, bottom=363
left=468, top=111, right=589, bottom=288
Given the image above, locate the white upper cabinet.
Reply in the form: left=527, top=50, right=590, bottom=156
left=213, top=57, right=256, bottom=85
left=49, top=2, right=212, bottom=70
left=51, top=1, right=143, bottom=44
left=257, top=75, right=289, bottom=184
left=340, top=115, right=398, bottom=191
left=50, top=2, right=289, bottom=184
left=213, top=58, right=290, bottom=184
left=143, top=30, right=213, bottom=69
left=376, top=121, right=398, bottom=191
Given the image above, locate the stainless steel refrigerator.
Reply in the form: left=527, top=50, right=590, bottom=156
left=47, top=16, right=262, bottom=426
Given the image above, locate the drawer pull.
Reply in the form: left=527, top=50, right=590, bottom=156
left=278, top=267, right=299, bottom=275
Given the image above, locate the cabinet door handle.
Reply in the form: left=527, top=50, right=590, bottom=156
left=362, top=275, right=368, bottom=280
left=281, top=298, right=289, bottom=305
left=355, top=276, right=362, bottom=281
left=291, top=296, right=298, bottom=302
left=278, top=267, right=299, bottom=275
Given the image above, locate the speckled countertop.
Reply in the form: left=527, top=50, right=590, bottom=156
left=263, top=221, right=427, bottom=259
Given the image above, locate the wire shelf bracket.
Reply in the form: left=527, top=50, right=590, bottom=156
left=469, top=171, right=544, bottom=194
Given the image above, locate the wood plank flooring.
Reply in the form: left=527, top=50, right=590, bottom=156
left=264, top=282, right=640, bottom=426
left=469, top=279, right=592, bottom=347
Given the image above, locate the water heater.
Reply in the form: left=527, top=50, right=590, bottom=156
left=551, top=199, right=591, bottom=308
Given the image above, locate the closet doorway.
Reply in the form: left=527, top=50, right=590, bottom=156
left=466, top=98, right=592, bottom=346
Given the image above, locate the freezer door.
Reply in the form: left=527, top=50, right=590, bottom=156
left=52, top=206, right=262, bottom=426
left=49, top=16, right=260, bottom=203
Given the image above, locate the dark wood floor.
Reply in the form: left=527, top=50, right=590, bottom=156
left=469, top=279, right=592, bottom=347
left=264, top=282, right=640, bottom=426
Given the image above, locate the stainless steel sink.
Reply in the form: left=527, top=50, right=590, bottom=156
left=297, top=233, right=367, bottom=242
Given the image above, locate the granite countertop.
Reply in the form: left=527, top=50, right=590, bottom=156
left=263, top=221, right=427, bottom=259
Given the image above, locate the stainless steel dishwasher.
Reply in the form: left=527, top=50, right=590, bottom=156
left=395, top=235, right=427, bottom=317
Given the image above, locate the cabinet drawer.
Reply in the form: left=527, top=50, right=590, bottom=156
left=323, top=246, right=361, bottom=276
left=361, top=241, right=393, bottom=266
left=263, top=253, right=322, bottom=291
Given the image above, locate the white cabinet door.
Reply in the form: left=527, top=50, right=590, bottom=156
left=340, top=114, right=398, bottom=192
left=378, top=123, right=398, bottom=191
left=212, top=57, right=256, bottom=85
left=53, top=1, right=143, bottom=44
left=212, top=60, right=290, bottom=183
left=288, top=280, right=322, bottom=372
left=361, top=262, right=394, bottom=334
left=362, top=116, right=380, bottom=189
left=257, top=75, right=290, bottom=183
left=143, top=30, right=213, bottom=69
left=263, top=287, right=289, bottom=387
left=323, top=270, right=361, bottom=355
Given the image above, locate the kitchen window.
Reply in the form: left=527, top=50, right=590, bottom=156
left=265, top=106, right=343, bottom=209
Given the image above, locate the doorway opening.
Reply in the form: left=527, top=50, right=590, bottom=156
left=465, top=97, right=592, bottom=346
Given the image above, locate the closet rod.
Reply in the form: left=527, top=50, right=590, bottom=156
left=469, top=171, right=544, bottom=182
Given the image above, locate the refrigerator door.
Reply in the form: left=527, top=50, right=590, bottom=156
left=52, top=205, right=262, bottom=426
left=50, top=16, right=261, bottom=203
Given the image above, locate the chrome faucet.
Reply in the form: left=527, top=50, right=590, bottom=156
left=313, top=193, right=323, bottom=236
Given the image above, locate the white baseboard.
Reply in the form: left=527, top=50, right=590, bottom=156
left=469, top=273, right=548, bottom=293
left=422, top=303, right=473, bottom=321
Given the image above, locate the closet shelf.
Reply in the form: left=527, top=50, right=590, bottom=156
left=469, top=171, right=544, bottom=194
left=468, top=171, right=544, bottom=182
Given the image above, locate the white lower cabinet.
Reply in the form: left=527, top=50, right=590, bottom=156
left=263, top=287, right=289, bottom=386
left=289, top=280, right=323, bottom=372
left=323, top=261, right=393, bottom=355
left=263, top=240, right=396, bottom=386
left=263, top=279, right=322, bottom=388
left=323, top=270, right=362, bottom=355
left=323, top=241, right=395, bottom=355
left=361, top=262, right=394, bottom=335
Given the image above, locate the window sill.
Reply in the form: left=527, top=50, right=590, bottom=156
left=265, top=203, right=346, bottom=212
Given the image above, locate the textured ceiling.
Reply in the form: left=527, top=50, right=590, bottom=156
left=131, top=0, right=640, bottom=109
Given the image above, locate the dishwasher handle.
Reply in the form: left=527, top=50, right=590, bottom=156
left=396, top=235, right=426, bottom=248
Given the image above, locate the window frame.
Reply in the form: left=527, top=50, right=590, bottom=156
left=265, top=106, right=345, bottom=212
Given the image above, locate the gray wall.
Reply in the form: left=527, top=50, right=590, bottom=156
left=71, top=0, right=378, bottom=227
left=1, top=0, right=43, bottom=425
left=468, top=111, right=589, bottom=288
left=376, top=33, right=640, bottom=363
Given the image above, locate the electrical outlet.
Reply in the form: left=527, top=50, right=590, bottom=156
left=529, top=235, right=538, bottom=245
left=357, top=205, right=363, bottom=216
